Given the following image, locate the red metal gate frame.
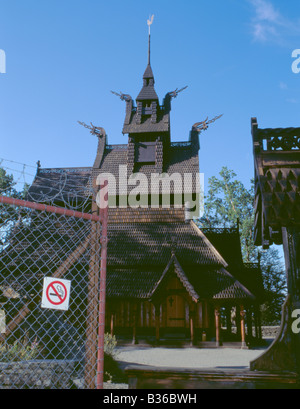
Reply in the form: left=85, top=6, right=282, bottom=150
left=96, top=181, right=108, bottom=389
left=0, top=193, right=109, bottom=389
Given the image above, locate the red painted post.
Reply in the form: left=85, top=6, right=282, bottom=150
left=96, top=180, right=108, bottom=389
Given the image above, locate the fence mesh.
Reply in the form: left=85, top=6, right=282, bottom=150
left=0, top=191, right=106, bottom=389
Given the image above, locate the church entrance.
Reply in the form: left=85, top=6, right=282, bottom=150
left=166, top=294, right=186, bottom=330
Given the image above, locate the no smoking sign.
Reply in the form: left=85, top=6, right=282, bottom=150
left=41, top=277, right=71, bottom=311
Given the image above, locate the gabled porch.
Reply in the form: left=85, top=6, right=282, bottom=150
left=105, top=254, right=262, bottom=348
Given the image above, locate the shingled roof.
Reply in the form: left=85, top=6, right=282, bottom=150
left=28, top=140, right=199, bottom=203
left=106, top=259, right=255, bottom=301
left=27, top=167, right=93, bottom=204
left=95, top=142, right=199, bottom=194
left=0, top=216, right=256, bottom=302
left=122, top=111, right=169, bottom=134
left=252, top=117, right=300, bottom=247
left=200, top=228, right=264, bottom=301
left=107, top=221, right=227, bottom=268
left=136, top=63, right=159, bottom=101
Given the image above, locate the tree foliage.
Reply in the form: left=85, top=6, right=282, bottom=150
left=0, top=167, right=30, bottom=250
left=0, top=167, right=29, bottom=199
left=200, top=167, right=255, bottom=261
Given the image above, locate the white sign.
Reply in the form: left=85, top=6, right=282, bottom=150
left=41, top=277, right=71, bottom=311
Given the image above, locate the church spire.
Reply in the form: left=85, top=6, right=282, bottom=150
left=136, top=15, right=158, bottom=102
left=147, top=14, right=154, bottom=65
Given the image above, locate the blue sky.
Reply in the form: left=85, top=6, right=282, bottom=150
left=0, top=0, right=300, bottom=193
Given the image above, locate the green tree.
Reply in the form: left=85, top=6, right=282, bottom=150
left=0, top=167, right=30, bottom=249
left=0, top=167, right=16, bottom=196
left=199, top=166, right=286, bottom=325
left=0, top=167, right=29, bottom=199
left=259, top=247, right=286, bottom=324
left=200, top=167, right=255, bottom=261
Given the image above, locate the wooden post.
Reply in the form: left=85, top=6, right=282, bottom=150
left=251, top=122, right=300, bottom=372
left=189, top=305, right=195, bottom=346
left=215, top=306, right=222, bottom=347
left=236, top=305, right=241, bottom=338
left=282, top=228, right=300, bottom=368
left=203, top=301, right=209, bottom=329
left=155, top=304, right=160, bottom=344
left=251, top=227, right=300, bottom=371
left=240, top=305, right=247, bottom=349
left=198, top=302, right=203, bottom=329
left=132, top=302, right=139, bottom=345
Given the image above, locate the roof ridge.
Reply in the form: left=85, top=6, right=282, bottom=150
left=190, top=221, right=228, bottom=268
left=218, top=267, right=256, bottom=300
left=149, top=254, right=199, bottom=302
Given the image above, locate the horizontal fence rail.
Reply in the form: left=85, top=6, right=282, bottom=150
left=0, top=195, right=103, bottom=222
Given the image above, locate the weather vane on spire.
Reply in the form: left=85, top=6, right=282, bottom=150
left=147, top=14, right=154, bottom=35
left=147, top=14, right=154, bottom=65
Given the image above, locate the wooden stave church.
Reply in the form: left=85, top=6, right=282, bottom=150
left=24, top=33, right=265, bottom=347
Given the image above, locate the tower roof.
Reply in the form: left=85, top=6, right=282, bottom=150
left=136, top=17, right=159, bottom=102
left=136, top=65, right=159, bottom=101
left=143, top=63, right=154, bottom=79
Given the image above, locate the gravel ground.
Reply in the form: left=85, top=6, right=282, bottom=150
left=103, top=346, right=269, bottom=389
left=115, top=346, right=266, bottom=370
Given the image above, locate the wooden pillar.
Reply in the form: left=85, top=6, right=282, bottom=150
left=240, top=305, right=247, bottom=349
left=198, top=302, right=203, bottom=329
left=201, top=302, right=207, bottom=342
left=236, top=305, right=241, bottom=338
left=189, top=305, right=195, bottom=346
left=251, top=227, right=300, bottom=371
left=132, top=302, right=139, bottom=345
left=203, top=301, right=209, bottom=329
left=155, top=304, right=160, bottom=344
left=214, top=306, right=222, bottom=347
left=282, top=227, right=300, bottom=369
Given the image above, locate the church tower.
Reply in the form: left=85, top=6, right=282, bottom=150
left=121, top=20, right=172, bottom=176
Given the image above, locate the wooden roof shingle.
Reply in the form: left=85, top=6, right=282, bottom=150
left=252, top=117, right=300, bottom=247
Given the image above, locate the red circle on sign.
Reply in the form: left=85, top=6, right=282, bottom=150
left=46, top=281, right=67, bottom=305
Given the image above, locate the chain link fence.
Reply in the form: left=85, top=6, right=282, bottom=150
left=0, top=193, right=108, bottom=389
